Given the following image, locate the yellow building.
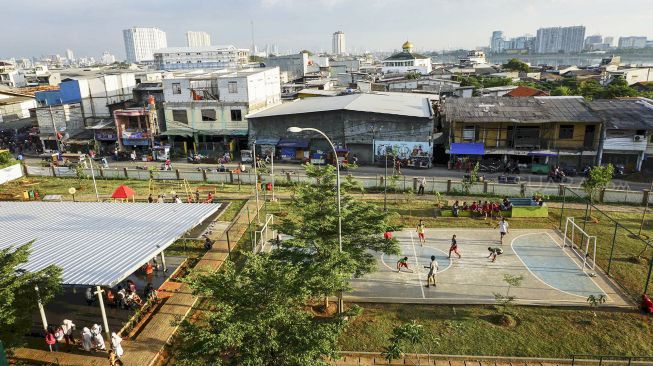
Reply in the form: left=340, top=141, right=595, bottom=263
left=443, top=97, right=602, bottom=167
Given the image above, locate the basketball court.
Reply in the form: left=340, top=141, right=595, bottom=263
left=348, top=227, right=631, bottom=307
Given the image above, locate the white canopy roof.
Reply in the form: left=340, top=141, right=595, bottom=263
left=0, top=202, right=220, bottom=287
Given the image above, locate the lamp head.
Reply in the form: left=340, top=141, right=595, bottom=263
left=287, top=127, right=303, bottom=133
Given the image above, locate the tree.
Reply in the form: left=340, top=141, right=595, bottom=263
left=493, top=274, right=523, bottom=307
left=249, top=55, right=265, bottom=63
left=551, top=86, right=572, bottom=96
left=604, top=76, right=638, bottom=99
left=502, top=58, right=530, bottom=73
left=582, top=164, right=614, bottom=202
left=0, top=242, right=62, bottom=351
left=461, top=162, right=479, bottom=195
left=405, top=71, right=421, bottom=80
left=174, top=253, right=359, bottom=366
left=274, top=164, right=400, bottom=307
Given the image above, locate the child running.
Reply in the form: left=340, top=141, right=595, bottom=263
left=448, top=234, right=461, bottom=259
left=416, top=220, right=426, bottom=246
left=498, top=217, right=509, bottom=245
left=487, top=247, right=504, bottom=262
left=396, top=257, right=411, bottom=272
left=424, top=255, right=439, bottom=288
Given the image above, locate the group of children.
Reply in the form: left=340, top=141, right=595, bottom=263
left=44, top=320, right=124, bottom=364
left=396, top=218, right=510, bottom=288
left=451, top=198, right=513, bottom=219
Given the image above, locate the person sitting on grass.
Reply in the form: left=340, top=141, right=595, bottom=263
left=470, top=201, right=478, bottom=216
left=492, top=202, right=501, bottom=218
left=482, top=201, right=490, bottom=220
left=487, top=247, right=504, bottom=262
left=396, top=257, right=411, bottom=272
left=462, top=202, right=469, bottom=211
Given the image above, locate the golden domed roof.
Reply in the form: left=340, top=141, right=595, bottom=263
left=402, top=41, right=414, bottom=50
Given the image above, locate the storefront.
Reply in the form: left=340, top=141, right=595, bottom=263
left=277, top=139, right=310, bottom=161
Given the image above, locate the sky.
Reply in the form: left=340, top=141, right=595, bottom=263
left=1, top=0, right=652, bottom=60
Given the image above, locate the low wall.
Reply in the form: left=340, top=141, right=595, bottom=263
left=0, top=163, right=23, bottom=184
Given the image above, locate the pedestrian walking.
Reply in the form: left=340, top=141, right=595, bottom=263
left=91, top=324, right=106, bottom=351
left=418, top=177, right=426, bottom=195
left=424, top=255, right=439, bottom=288
left=111, top=332, right=124, bottom=359
left=487, top=247, right=504, bottom=262
left=396, top=257, right=411, bottom=272
left=45, top=329, right=58, bottom=352
left=416, top=220, right=426, bottom=246
left=61, top=319, right=76, bottom=346
left=81, top=327, right=93, bottom=352
left=498, top=217, right=509, bottom=245
left=448, top=234, right=461, bottom=259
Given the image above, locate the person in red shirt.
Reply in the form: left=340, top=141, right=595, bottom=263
left=206, top=192, right=214, bottom=203
left=448, top=234, right=462, bottom=259
left=45, top=330, right=58, bottom=352
left=482, top=201, right=490, bottom=220
left=470, top=201, right=478, bottom=211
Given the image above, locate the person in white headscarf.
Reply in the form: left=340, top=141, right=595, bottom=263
left=111, top=332, right=124, bottom=359
left=90, top=324, right=106, bottom=351
left=81, top=327, right=93, bottom=352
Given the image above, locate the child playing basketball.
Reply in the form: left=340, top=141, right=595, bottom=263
left=396, top=257, right=411, bottom=272
left=424, top=255, right=439, bottom=288
left=448, top=235, right=461, bottom=259
left=487, top=247, right=504, bottom=262
left=416, top=220, right=426, bottom=246
left=497, top=217, right=509, bottom=245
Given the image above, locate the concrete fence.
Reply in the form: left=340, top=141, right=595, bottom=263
left=20, top=164, right=653, bottom=205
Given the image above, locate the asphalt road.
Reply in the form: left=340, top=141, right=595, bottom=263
left=24, top=157, right=650, bottom=191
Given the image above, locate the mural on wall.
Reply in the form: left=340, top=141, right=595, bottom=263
left=374, top=140, right=431, bottom=160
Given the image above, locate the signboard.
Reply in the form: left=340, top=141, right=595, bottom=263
left=374, top=140, right=431, bottom=160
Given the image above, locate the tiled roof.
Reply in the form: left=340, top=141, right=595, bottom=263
left=504, top=86, right=549, bottom=97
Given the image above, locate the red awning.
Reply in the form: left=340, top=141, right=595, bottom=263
left=111, top=185, right=136, bottom=199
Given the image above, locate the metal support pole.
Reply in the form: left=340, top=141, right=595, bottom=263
left=583, top=200, right=589, bottom=231
left=271, top=148, right=275, bottom=201
left=384, top=154, right=388, bottom=212
left=160, top=250, right=167, bottom=272
left=95, top=286, right=111, bottom=345
left=35, top=285, right=48, bottom=332
left=559, top=187, right=566, bottom=229
left=87, top=155, right=100, bottom=202
left=226, top=230, right=231, bottom=254
left=253, top=141, right=260, bottom=225
left=607, top=222, right=619, bottom=275
left=644, top=251, right=653, bottom=294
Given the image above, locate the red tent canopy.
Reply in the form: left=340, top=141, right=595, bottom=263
left=111, top=185, right=136, bottom=199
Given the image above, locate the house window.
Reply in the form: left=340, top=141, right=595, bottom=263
left=172, top=110, right=188, bottom=124
left=230, top=109, right=242, bottom=121
left=559, top=125, right=574, bottom=139
left=228, top=81, right=238, bottom=94
left=201, top=109, right=216, bottom=121
left=172, top=83, right=182, bottom=94
left=462, top=126, right=475, bottom=141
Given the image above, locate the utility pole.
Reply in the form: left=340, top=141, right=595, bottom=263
left=252, top=140, right=260, bottom=224
left=384, top=153, right=388, bottom=211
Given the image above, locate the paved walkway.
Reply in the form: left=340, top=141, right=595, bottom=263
left=11, top=199, right=259, bottom=366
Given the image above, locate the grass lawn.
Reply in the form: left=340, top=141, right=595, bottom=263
left=218, top=199, right=247, bottom=222
left=339, top=303, right=653, bottom=358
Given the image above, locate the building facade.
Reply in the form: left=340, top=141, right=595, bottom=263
left=123, top=27, right=168, bottom=63
left=162, top=67, right=281, bottom=155
left=490, top=31, right=504, bottom=53
left=186, top=31, right=211, bottom=47
left=618, top=36, right=648, bottom=49
left=332, top=31, right=346, bottom=55
left=535, top=26, right=585, bottom=54
left=265, top=53, right=309, bottom=82
left=382, top=41, right=432, bottom=75
left=153, top=46, right=250, bottom=70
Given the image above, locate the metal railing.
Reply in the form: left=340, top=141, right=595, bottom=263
left=571, top=354, right=653, bottom=366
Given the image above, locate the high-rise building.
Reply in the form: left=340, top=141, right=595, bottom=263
left=585, top=35, right=602, bottom=46
left=186, top=31, right=211, bottom=47
left=534, top=26, right=585, bottom=53
left=332, top=31, right=345, bottom=55
left=123, top=27, right=168, bottom=63
left=618, top=36, right=648, bottom=49
left=65, top=49, right=75, bottom=61
left=490, top=31, right=504, bottom=53
left=604, top=36, right=614, bottom=46
left=101, top=51, right=116, bottom=65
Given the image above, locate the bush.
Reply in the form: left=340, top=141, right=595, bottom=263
left=0, top=150, right=18, bottom=169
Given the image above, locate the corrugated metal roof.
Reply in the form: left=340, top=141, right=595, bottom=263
left=247, top=93, right=433, bottom=119
left=588, top=99, right=653, bottom=130
left=444, top=96, right=600, bottom=124
left=0, top=202, right=220, bottom=287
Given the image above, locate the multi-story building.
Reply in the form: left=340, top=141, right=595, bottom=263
left=101, top=52, right=116, bottom=65
left=153, top=46, right=249, bottom=70
left=585, top=35, right=603, bottom=48
left=444, top=96, right=602, bottom=167
left=604, top=36, right=614, bottom=46
left=332, top=31, right=346, bottom=55
left=490, top=31, right=504, bottom=53
left=382, top=41, right=432, bottom=75
left=618, top=36, right=648, bottom=49
left=0, top=89, right=36, bottom=124
left=535, top=26, right=585, bottom=53
left=162, top=67, right=281, bottom=156
left=0, top=62, right=26, bottom=88
left=265, top=53, right=309, bottom=82
left=186, top=31, right=211, bottom=47
left=123, top=27, right=168, bottom=63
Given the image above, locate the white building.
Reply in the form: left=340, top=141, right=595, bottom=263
left=153, top=46, right=249, bottom=70
left=618, top=36, right=648, bottom=49
left=265, top=53, right=309, bottom=81
left=101, top=52, right=116, bottom=65
left=0, top=62, right=26, bottom=88
left=123, top=27, right=168, bottom=63
left=0, top=90, right=36, bottom=123
left=382, top=41, right=432, bottom=75
left=186, top=31, right=211, bottom=47
left=535, top=26, right=585, bottom=53
left=162, top=67, right=281, bottom=152
left=459, top=50, right=487, bottom=67
left=66, top=49, right=75, bottom=62
left=332, top=31, right=346, bottom=55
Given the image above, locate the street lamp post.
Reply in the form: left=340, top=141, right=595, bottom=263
left=85, top=155, right=100, bottom=202
left=252, top=140, right=260, bottom=224
left=287, top=127, right=343, bottom=312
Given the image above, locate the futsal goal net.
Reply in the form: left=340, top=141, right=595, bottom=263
left=563, top=217, right=597, bottom=271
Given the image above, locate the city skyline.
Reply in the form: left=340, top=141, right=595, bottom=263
left=1, top=0, right=653, bottom=60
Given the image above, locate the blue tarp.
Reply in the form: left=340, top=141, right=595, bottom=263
left=450, top=143, right=485, bottom=155
left=277, top=139, right=309, bottom=148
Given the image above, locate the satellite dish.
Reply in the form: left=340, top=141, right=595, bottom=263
left=68, top=187, right=76, bottom=195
